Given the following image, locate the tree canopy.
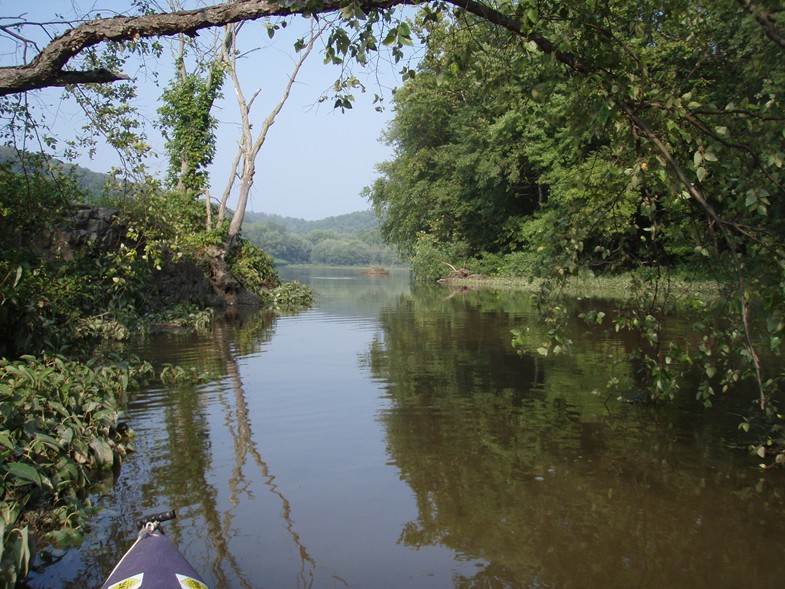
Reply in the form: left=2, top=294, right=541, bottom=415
left=368, top=1, right=785, bottom=420
left=2, top=0, right=785, bottom=444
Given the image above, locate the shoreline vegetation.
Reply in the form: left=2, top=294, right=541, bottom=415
left=0, top=354, right=153, bottom=583
left=1, top=0, right=784, bottom=584
left=0, top=305, right=312, bottom=587
left=1, top=285, right=315, bottom=586
left=0, top=253, right=761, bottom=586
left=439, top=272, right=723, bottom=302
left=0, top=161, right=316, bottom=585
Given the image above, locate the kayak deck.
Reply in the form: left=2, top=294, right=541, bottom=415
left=101, top=527, right=209, bottom=589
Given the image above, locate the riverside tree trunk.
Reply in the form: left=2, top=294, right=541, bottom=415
left=220, top=18, right=327, bottom=250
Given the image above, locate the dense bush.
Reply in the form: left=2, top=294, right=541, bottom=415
left=0, top=355, right=154, bottom=586
left=409, top=233, right=471, bottom=282
left=0, top=234, right=163, bottom=358
left=269, top=280, right=316, bottom=311
left=226, top=238, right=281, bottom=296
left=0, top=164, right=157, bottom=356
left=498, top=251, right=537, bottom=277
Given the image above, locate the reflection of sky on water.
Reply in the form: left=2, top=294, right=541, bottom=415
left=232, top=306, right=485, bottom=588
left=27, top=267, right=785, bottom=589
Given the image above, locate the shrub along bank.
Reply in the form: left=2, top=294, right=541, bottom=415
left=0, top=355, right=153, bottom=585
left=0, top=162, right=313, bottom=586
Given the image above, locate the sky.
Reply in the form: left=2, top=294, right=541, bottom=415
left=0, top=1, right=415, bottom=220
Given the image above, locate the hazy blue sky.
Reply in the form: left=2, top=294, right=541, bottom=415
left=1, top=2, right=415, bottom=220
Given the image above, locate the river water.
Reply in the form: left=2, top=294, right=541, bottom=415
left=27, top=267, right=785, bottom=588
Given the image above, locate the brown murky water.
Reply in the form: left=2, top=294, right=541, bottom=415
left=27, top=267, right=785, bottom=588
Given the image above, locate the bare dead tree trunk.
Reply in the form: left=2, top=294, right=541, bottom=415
left=217, top=144, right=243, bottom=227
left=220, top=17, right=328, bottom=250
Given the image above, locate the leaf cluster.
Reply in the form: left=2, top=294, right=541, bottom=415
left=369, top=1, right=785, bottom=450
left=157, top=60, right=225, bottom=194
left=0, top=354, right=154, bottom=586
left=226, top=238, right=281, bottom=297
left=267, top=280, right=316, bottom=311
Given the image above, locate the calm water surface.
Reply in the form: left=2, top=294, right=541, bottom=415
left=28, top=267, right=785, bottom=588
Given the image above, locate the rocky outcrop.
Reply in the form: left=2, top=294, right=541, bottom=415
left=44, top=205, right=127, bottom=261
left=154, top=252, right=227, bottom=308
left=38, top=205, right=260, bottom=308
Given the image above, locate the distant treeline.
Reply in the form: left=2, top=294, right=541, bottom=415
left=0, top=146, right=112, bottom=198
left=243, top=211, right=402, bottom=267
left=0, top=148, right=399, bottom=267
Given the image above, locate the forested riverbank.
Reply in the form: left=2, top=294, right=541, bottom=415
left=365, top=2, right=785, bottom=470
left=0, top=156, right=313, bottom=585
left=1, top=1, right=784, bottom=586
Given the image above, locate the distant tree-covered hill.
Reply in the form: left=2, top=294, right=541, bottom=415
left=0, top=146, right=112, bottom=199
left=243, top=210, right=379, bottom=234
left=243, top=210, right=402, bottom=266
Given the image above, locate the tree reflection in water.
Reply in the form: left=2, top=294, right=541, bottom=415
left=27, top=271, right=785, bottom=589
left=369, top=286, right=785, bottom=588
left=214, top=317, right=321, bottom=589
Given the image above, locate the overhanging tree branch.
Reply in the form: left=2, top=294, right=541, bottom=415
left=0, top=0, right=598, bottom=97
left=8, top=5, right=314, bottom=95
left=0, top=0, right=412, bottom=96
left=737, top=0, right=785, bottom=51
left=447, top=0, right=593, bottom=73
left=620, top=102, right=768, bottom=409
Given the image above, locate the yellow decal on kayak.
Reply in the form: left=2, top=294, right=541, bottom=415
left=107, top=573, right=143, bottom=589
left=176, top=573, right=209, bottom=589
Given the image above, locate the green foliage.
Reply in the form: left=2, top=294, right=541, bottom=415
left=0, top=159, right=76, bottom=239
left=0, top=354, right=154, bottom=586
left=369, top=13, right=554, bottom=259
left=0, top=162, right=226, bottom=357
left=368, top=1, right=785, bottom=455
left=0, top=241, right=159, bottom=357
left=63, top=43, right=154, bottom=173
left=0, top=164, right=153, bottom=355
left=268, top=280, right=316, bottom=311
left=409, top=232, right=470, bottom=282
left=497, top=251, right=537, bottom=277
left=226, top=239, right=281, bottom=297
left=157, top=60, right=224, bottom=194
left=108, top=182, right=207, bottom=246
